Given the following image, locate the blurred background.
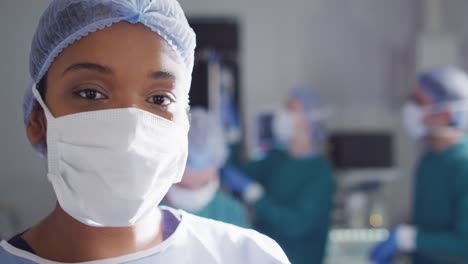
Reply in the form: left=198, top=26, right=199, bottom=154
left=1, top=0, right=468, bottom=263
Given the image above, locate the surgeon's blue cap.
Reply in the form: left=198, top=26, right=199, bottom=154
left=23, top=0, right=196, bottom=128
left=418, top=67, right=468, bottom=105
left=418, top=67, right=468, bottom=129
left=186, top=108, right=228, bottom=170
left=289, top=86, right=326, bottom=113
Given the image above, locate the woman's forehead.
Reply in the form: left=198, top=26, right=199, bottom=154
left=48, top=22, right=185, bottom=78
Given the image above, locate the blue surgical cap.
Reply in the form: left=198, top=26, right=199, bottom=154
left=187, top=108, right=227, bottom=170
left=289, top=87, right=326, bottom=113
left=23, top=0, right=195, bottom=126
left=419, top=67, right=468, bottom=105
left=418, top=67, right=468, bottom=129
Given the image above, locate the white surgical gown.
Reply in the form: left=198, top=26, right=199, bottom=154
left=0, top=207, right=289, bottom=264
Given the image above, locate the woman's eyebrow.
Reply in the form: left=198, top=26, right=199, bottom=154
left=150, top=71, right=176, bottom=81
left=62, top=62, right=113, bottom=76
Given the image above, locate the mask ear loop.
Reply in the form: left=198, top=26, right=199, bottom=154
left=32, top=83, right=55, bottom=119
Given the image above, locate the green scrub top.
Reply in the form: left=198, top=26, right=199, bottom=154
left=194, top=190, right=250, bottom=229
left=238, top=149, right=335, bottom=264
left=413, top=138, right=468, bottom=264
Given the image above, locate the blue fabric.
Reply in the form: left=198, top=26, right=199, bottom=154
left=418, top=67, right=468, bottom=129
left=289, top=87, right=325, bottom=113
left=369, top=228, right=398, bottom=264
left=161, top=207, right=180, bottom=240
left=220, top=165, right=255, bottom=197
left=419, top=67, right=468, bottom=105
left=7, top=232, right=35, bottom=255
left=0, top=247, right=35, bottom=264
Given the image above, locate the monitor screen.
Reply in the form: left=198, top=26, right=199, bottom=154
left=328, top=132, right=393, bottom=169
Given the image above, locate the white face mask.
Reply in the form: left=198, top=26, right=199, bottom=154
left=32, top=86, right=189, bottom=227
left=402, top=102, right=428, bottom=139
left=166, top=178, right=219, bottom=212
left=273, top=109, right=296, bottom=143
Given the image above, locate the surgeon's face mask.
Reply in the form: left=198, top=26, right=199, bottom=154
left=402, top=102, right=428, bottom=139
left=32, top=86, right=189, bottom=227
left=272, top=109, right=297, bottom=144
left=166, top=178, right=219, bottom=212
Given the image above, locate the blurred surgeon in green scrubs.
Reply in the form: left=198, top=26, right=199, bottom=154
left=165, top=107, right=250, bottom=228
left=370, top=67, right=468, bottom=264
left=221, top=88, right=336, bottom=264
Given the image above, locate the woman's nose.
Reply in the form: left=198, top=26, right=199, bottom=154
left=110, top=92, right=144, bottom=110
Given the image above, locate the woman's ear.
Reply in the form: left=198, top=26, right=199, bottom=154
left=27, top=103, right=47, bottom=145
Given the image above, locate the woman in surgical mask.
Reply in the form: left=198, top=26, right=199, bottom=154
left=221, top=88, right=336, bottom=264
left=0, top=1, right=289, bottom=263
left=165, top=108, right=250, bottom=228
left=370, top=67, right=468, bottom=264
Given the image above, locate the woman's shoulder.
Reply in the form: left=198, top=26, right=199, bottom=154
left=178, top=210, right=290, bottom=263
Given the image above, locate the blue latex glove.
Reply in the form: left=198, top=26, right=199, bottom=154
left=369, top=229, right=398, bottom=264
left=220, top=165, right=254, bottom=196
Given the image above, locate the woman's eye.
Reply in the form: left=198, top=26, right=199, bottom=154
left=148, top=95, right=173, bottom=106
left=76, top=89, right=106, bottom=100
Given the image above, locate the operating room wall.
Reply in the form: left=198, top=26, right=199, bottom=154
left=1, top=0, right=458, bottom=229
left=0, top=0, right=55, bottom=230
left=446, top=0, right=468, bottom=71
